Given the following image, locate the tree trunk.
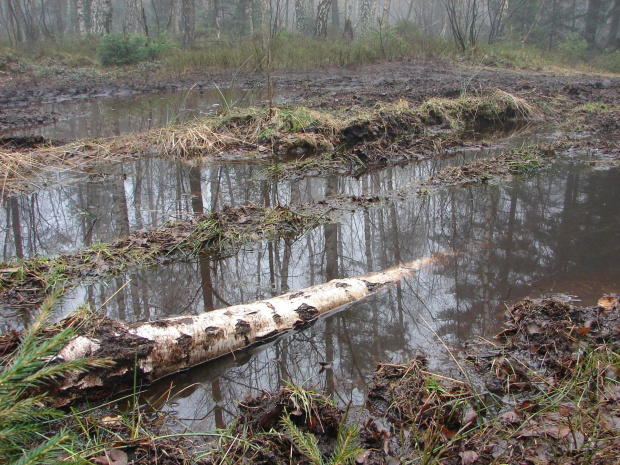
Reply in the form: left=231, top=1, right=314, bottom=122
left=331, top=0, right=339, bottom=27
left=295, top=0, right=308, bottom=33
left=584, top=0, right=601, bottom=46
left=76, top=0, right=90, bottom=36
left=92, top=0, right=112, bottom=35
left=609, top=0, right=620, bottom=49
left=315, top=0, right=331, bottom=37
left=181, top=0, right=195, bottom=46
left=169, top=0, right=180, bottom=35
left=360, top=0, right=372, bottom=34
left=54, top=254, right=444, bottom=404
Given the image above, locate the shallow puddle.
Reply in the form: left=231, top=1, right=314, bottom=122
left=0, top=125, right=548, bottom=262
left=123, top=162, right=618, bottom=431
left=2, top=86, right=271, bottom=140
left=21, top=162, right=613, bottom=431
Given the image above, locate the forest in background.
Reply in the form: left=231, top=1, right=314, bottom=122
left=0, top=0, right=618, bottom=70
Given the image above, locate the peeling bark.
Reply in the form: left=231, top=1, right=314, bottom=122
left=53, top=254, right=446, bottom=404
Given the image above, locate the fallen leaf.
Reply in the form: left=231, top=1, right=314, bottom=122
left=499, top=409, right=521, bottom=424
left=92, top=449, right=128, bottom=465
left=598, top=296, right=618, bottom=311
left=463, top=408, right=478, bottom=425
left=459, top=450, right=479, bottom=464
left=0, top=267, right=19, bottom=274
left=101, top=415, right=122, bottom=426
left=355, top=450, right=371, bottom=464
left=577, top=327, right=590, bottom=335
left=558, top=403, right=576, bottom=416
left=440, top=425, right=456, bottom=439
left=526, top=324, right=541, bottom=335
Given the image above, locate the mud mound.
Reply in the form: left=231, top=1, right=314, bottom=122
left=340, top=111, right=420, bottom=146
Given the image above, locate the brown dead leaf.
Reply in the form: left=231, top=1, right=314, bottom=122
left=526, top=324, right=541, bottom=335
left=92, top=449, right=128, bottom=465
left=101, top=415, right=122, bottom=426
left=463, top=408, right=478, bottom=426
left=355, top=450, right=371, bottom=464
left=602, top=413, right=620, bottom=433
left=0, top=267, right=20, bottom=274
left=577, top=327, right=590, bottom=335
left=598, top=296, right=618, bottom=311
left=499, top=409, right=521, bottom=424
left=440, top=425, right=456, bottom=440
left=558, top=403, right=576, bottom=416
left=459, top=450, right=479, bottom=464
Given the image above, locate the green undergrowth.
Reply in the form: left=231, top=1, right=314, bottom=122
left=3, top=29, right=620, bottom=78
left=0, top=294, right=110, bottom=464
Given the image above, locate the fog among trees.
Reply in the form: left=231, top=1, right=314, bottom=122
left=1, top=0, right=618, bottom=51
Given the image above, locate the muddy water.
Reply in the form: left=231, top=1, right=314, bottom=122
left=0, top=146, right=514, bottom=261
left=0, top=124, right=550, bottom=261
left=2, top=87, right=269, bottom=140
left=53, top=163, right=620, bottom=432
left=109, top=162, right=616, bottom=432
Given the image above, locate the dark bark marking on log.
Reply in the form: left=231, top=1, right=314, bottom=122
left=335, top=282, right=350, bottom=288
left=236, top=319, right=252, bottom=345
left=288, top=291, right=304, bottom=299
left=149, top=317, right=194, bottom=327
left=362, top=279, right=382, bottom=293
left=236, top=320, right=251, bottom=335
left=175, top=333, right=193, bottom=363
left=294, top=303, right=319, bottom=328
left=272, top=312, right=282, bottom=324
left=266, top=303, right=276, bottom=310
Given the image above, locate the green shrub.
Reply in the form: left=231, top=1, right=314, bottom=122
left=97, top=33, right=174, bottom=66
left=558, top=33, right=589, bottom=59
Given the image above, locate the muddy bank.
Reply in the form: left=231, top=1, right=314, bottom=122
left=0, top=196, right=383, bottom=313
left=0, top=91, right=538, bottom=194
left=201, top=295, right=620, bottom=464
left=0, top=58, right=618, bottom=133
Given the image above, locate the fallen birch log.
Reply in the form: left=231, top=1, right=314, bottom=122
left=54, top=253, right=446, bottom=403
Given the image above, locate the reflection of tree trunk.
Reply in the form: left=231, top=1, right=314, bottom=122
left=190, top=166, right=215, bottom=312
left=499, top=191, right=518, bottom=293
left=480, top=189, right=498, bottom=333
left=112, top=179, right=130, bottom=237
left=10, top=198, right=23, bottom=259
left=115, top=277, right=127, bottom=320
left=57, top=255, right=442, bottom=404
left=211, top=379, right=225, bottom=429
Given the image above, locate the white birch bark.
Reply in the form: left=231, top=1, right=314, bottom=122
left=53, top=254, right=444, bottom=403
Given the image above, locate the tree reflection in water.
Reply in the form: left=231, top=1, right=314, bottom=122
left=63, top=162, right=619, bottom=432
